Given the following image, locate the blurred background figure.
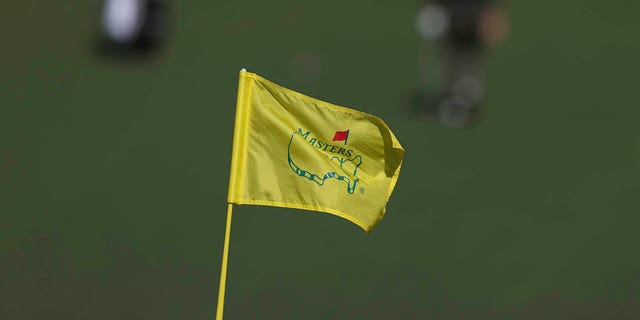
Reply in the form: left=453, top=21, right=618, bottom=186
left=99, top=0, right=169, bottom=57
left=412, top=0, right=509, bottom=127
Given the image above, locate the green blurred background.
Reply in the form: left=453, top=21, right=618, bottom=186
left=2, top=0, right=639, bottom=319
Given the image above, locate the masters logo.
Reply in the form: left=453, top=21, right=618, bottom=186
left=287, top=128, right=363, bottom=194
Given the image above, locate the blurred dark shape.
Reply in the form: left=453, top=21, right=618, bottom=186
left=96, top=0, right=170, bottom=59
left=411, top=0, right=509, bottom=128
left=289, top=51, right=323, bottom=84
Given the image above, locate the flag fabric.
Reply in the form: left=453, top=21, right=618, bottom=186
left=227, top=70, right=404, bottom=232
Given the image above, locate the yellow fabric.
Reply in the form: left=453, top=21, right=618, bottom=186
left=227, top=71, right=404, bottom=232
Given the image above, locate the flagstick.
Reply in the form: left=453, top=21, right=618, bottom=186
left=216, top=203, right=234, bottom=320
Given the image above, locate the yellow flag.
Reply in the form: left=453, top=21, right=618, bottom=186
left=227, top=70, right=404, bottom=232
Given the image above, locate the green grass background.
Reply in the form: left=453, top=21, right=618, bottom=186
left=2, top=0, right=639, bottom=319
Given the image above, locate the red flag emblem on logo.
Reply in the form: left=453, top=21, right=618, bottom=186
left=332, top=130, right=349, bottom=144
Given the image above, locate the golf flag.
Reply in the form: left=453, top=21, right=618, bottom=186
left=332, top=130, right=349, bottom=143
left=227, top=70, right=404, bottom=232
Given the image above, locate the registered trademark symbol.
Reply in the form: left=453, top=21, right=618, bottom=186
left=359, top=187, right=365, bottom=194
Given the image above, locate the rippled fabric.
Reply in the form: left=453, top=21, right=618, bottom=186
left=227, top=71, right=404, bottom=233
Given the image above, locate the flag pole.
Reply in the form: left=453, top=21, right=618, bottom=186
left=216, top=68, right=247, bottom=319
left=216, top=203, right=234, bottom=320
